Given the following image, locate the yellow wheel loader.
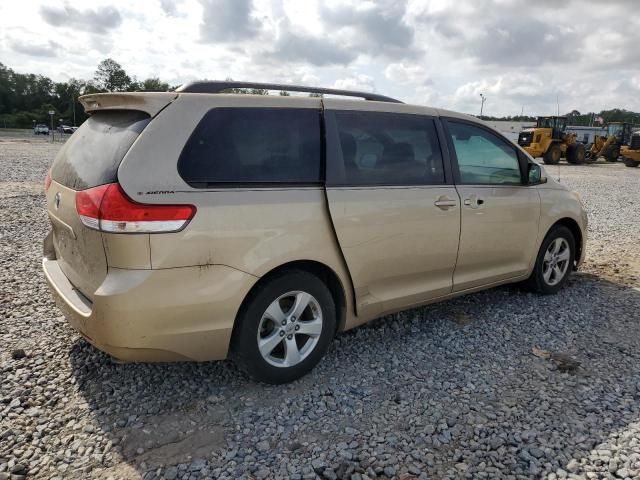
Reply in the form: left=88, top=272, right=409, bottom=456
left=587, top=122, right=632, bottom=162
left=621, top=131, right=640, bottom=168
left=517, top=116, right=585, bottom=165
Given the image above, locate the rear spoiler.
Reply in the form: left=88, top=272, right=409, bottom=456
left=79, top=92, right=178, bottom=117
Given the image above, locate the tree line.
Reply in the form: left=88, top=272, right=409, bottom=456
left=1, top=58, right=638, bottom=128
left=0, top=59, right=171, bottom=128
left=481, top=109, right=640, bottom=126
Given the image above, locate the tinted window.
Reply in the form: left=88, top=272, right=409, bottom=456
left=51, top=111, right=150, bottom=190
left=448, top=122, right=522, bottom=185
left=178, top=108, right=321, bottom=186
left=330, top=111, right=444, bottom=186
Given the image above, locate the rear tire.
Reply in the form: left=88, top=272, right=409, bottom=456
left=523, top=225, right=576, bottom=295
left=624, top=158, right=640, bottom=168
left=543, top=143, right=562, bottom=165
left=231, top=270, right=336, bottom=384
left=566, top=143, right=585, bottom=164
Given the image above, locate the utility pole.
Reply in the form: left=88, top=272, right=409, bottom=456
left=479, top=93, right=486, bottom=118
left=48, top=110, right=55, bottom=143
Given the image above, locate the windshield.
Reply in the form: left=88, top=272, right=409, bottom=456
left=537, top=118, right=552, bottom=128
left=536, top=117, right=566, bottom=131
left=608, top=124, right=623, bottom=137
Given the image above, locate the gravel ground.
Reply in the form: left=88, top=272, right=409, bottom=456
left=1, top=135, right=640, bottom=480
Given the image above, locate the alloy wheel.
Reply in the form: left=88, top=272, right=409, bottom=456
left=542, top=238, right=571, bottom=286
left=257, top=291, right=323, bottom=368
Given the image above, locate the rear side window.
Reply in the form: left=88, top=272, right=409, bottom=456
left=51, top=110, right=150, bottom=190
left=178, top=108, right=321, bottom=186
left=327, top=111, right=444, bottom=186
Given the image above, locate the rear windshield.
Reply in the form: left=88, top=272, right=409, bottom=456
left=51, top=110, right=150, bottom=190
left=178, top=108, right=321, bottom=186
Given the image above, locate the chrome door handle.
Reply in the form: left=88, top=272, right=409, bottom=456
left=434, top=197, right=457, bottom=210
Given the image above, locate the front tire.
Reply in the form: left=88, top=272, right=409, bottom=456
left=543, top=143, right=562, bottom=165
left=231, top=270, right=336, bottom=384
left=623, top=158, right=639, bottom=168
left=524, top=226, right=576, bottom=294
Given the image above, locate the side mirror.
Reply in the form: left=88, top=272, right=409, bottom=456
left=527, top=162, right=546, bottom=185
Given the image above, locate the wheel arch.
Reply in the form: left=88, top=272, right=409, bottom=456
left=232, top=260, right=348, bottom=339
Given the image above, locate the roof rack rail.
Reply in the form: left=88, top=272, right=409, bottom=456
left=175, top=81, right=403, bottom=103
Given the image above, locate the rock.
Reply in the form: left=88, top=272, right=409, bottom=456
left=256, top=440, right=270, bottom=452
left=255, top=467, right=270, bottom=479
left=322, top=468, right=337, bottom=480
left=489, top=437, right=505, bottom=450
left=566, top=459, right=579, bottom=473
left=529, top=447, right=544, bottom=459
left=164, top=466, right=178, bottom=480
left=190, top=458, right=206, bottom=471
left=9, top=465, right=26, bottom=475
left=11, top=349, right=26, bottom=360
left=311, top=458, right=325, bottom=472
left=616, top=468, right=629, bottom=478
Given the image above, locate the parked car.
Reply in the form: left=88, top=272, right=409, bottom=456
left=60, top=125, right=76, bottom=134
left=43, top=82, right=587, bottom=384
left=34, top=124, right=49, bottom=135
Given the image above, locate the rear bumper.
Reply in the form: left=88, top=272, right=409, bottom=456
left=43, top=258, right=257, bottom=362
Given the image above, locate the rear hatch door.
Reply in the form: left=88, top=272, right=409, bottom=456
left=47, top=110, right=151, bottom=300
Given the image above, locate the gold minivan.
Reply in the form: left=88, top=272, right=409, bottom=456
left=43, top=81, right=587, bottom=383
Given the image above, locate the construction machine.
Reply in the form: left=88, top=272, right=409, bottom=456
left=621, top=130, right=640, bottom=168
left=518, top=116, right=585, bottom=165
left=587, top=122, right=633, bottom=162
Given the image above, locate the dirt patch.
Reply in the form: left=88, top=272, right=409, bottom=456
left=117, top=408, right=227, bottom=468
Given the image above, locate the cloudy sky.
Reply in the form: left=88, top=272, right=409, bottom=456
left=1, top=0, right=639, bottom=117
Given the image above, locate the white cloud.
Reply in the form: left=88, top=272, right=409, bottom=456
left=333, top=74, right=376, bottom=92
left=384, top=63, right=430, bottom=85
left=0, top=0, right=638, bottom=116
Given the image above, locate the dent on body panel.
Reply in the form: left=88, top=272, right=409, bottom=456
left=149, top=189, right=343, bottom=276
left=227, top=190, right=340, bottom=277
left=102, top=233, right=152, bottom=269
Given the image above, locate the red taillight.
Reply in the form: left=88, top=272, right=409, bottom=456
left=45, top=171, right=52, bottom=191
left=75, top=183, right=196, bottom=233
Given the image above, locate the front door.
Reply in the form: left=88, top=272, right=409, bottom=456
left=324, top=107, right=461, bottom=319
left=443, top=119, right=541, bottom=292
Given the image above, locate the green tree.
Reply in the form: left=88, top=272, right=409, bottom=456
left=94, top=58, right=132, bottom=92
left=141, top=78, right=170, bottom=91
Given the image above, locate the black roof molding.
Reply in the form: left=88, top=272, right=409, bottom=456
left=176, top=81, right=403, bottom=104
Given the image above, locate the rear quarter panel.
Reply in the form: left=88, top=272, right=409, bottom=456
left=117, top=94, right=357, bottom=328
